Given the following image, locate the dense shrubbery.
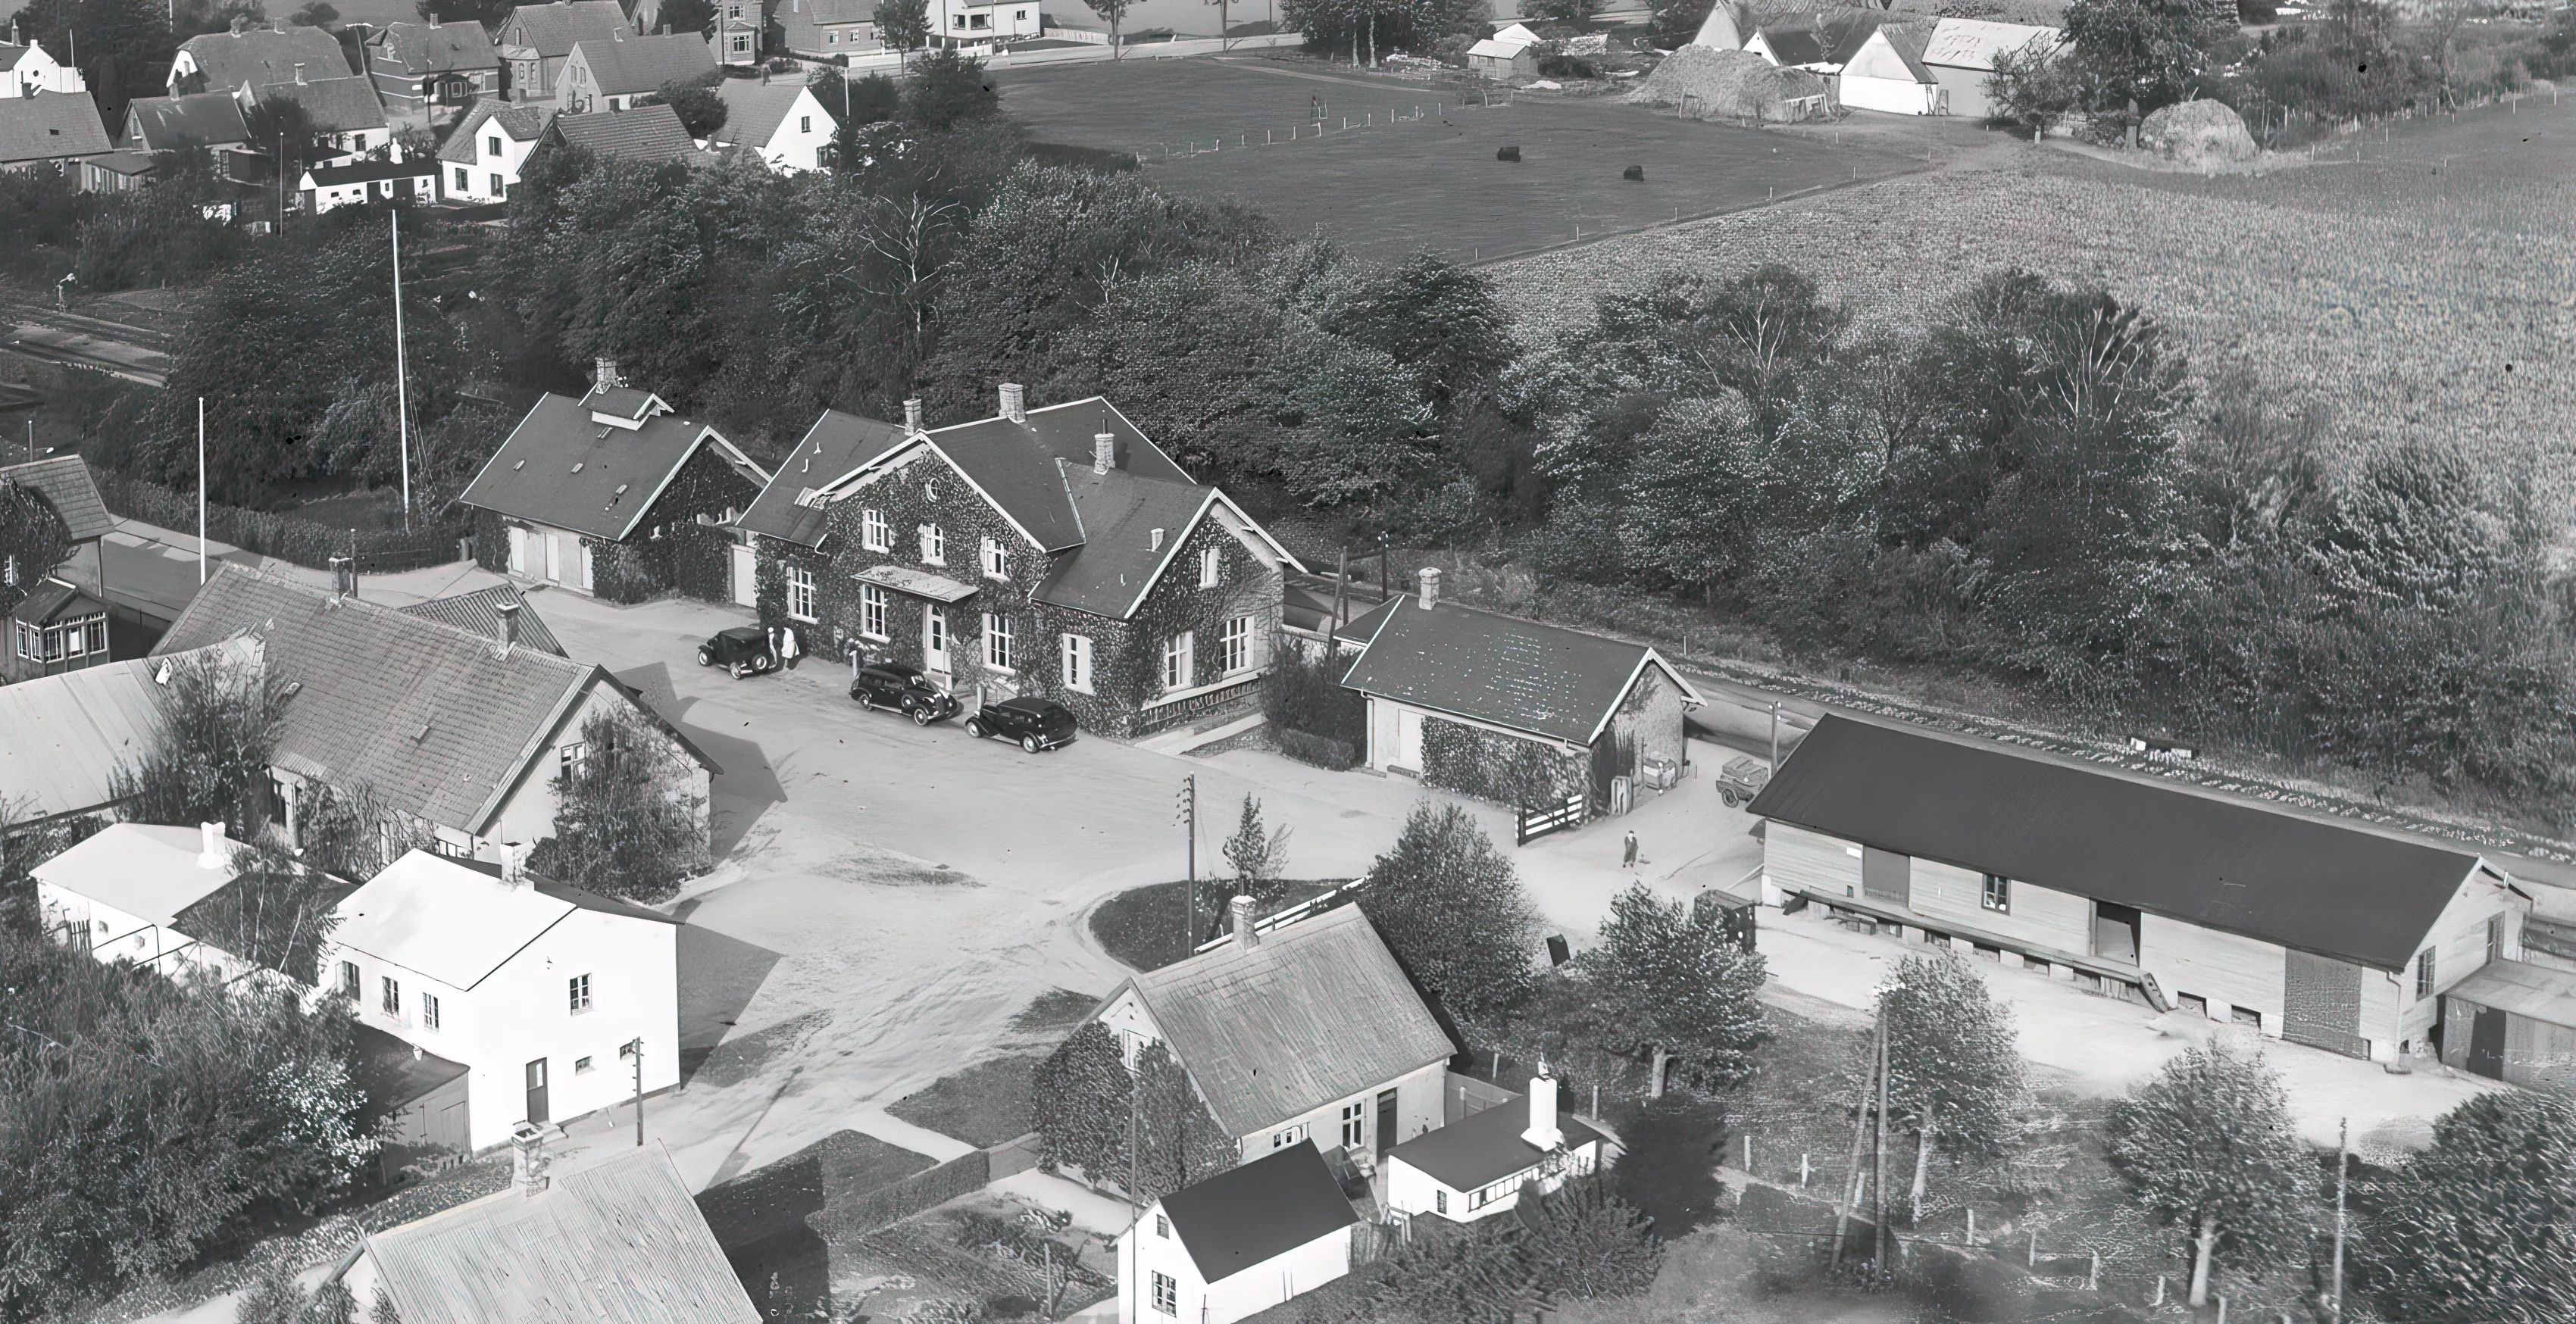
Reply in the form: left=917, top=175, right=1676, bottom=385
left=528, top=707, right=709, bottom=902
left=88, top=466, right=471, bottom=573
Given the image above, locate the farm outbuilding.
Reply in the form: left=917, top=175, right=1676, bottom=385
left=2439, top=958, right=2576, bottom=1091
left=1627, top=44, right=1831, bottom=123
left=1836, top=23, right=1942, bottom=115
left=1917, top=17, right=2062, bottom=120
left=1467, top=23, right=1540, bottom=80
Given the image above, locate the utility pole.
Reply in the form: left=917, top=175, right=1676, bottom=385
left=391, top=210, right=412, bottom=524
left=624, top=1037, right=646, bottom=1146
left=1831, top=1001, right=1883, bottom=1272
left=1177, top=775, right=1197, bottom=951
left=1873, top=1006, right=1891, bottom=1266
left=2330, top=1116, right=2349, bottom=1319
left=275, top=130, right=286, bottom=230
left=1769, top=700, right=1780, bottom=769
left=195, top=397, right=206, bottom=584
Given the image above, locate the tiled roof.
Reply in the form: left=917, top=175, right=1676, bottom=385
left=0, top=91, right=109, bottom=164
left=249, top=74, right=389, bottom=135
left=1034, top=467, right=1211, bottom=617
left=1157, top=1144, right=1358, bottom=1284
left=1385, top=1093, right=1602, bottom=1192
left=397, top=584, right=566, bottom=656
left=125, top=92, right=250, bottom=149
left=367, top=20, right=501, bottom=75
left=546, top=102, right=696, bottom=164
left=0, top=640, right=254, bottom=823
left=2449, top=959, right=2576, bottom=1030
left=152, top=565, right=609, bottom=835
left=438, top=101, right=555, bottom=162
left=492, top=1, right=633, bottom=60
left=918, top=396, right=1183, bottom=551
left=778, top=0, right=880, bottom=27
left=330, top=850, right=671, bottom=991
left=0, top=455, right=114, bottom=542
left=712, top=78, right=814, bottom=149
left=8, top=578, right=104, bottom=624
left=1920, top=17, right=2062, bottom=69
left=177, top=27, right=351, bottom=92
left=353, top=1144, right=757, bottom=1324
left=1115, top=904, right=1452, bottom=1138
left=457, top=386, right=762, bottom=539
left=567, top=31, right=715, bottom=96
left=1338, top=598, right=1700, bottom=745
left=735, top=409, right=906, bottom=546
left=83, top=149, right=161, bottom=176
left=1756, top=27, right=1828, bottom=66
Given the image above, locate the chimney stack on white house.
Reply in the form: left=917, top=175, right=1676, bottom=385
left=510, top=1121, right=551, bottom=1198
left=1416, top=567, right=1440, bottom=610
left=499, top=841, right=528, bottom=888
left=998, top=383, right=1026, bottom=424
left=1521, top=1058, right=1562, bottom=1151
left=904, top=398, right=924, bottom=435
left=196, top=822, right=228, bottom=870
left=328, top=555, right=355, bottom=598
left=1093, top=432, right=1116, bottom=475
left=593, top=358, right=624, bottom=392
left=496, top=601, right=521, bottom=653
left=1149, top=528, right=1165, bottom=552
left=1230, top=895, right=1258, bottom=951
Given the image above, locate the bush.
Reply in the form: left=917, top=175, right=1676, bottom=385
left=1263, top=642, right=1365, bottom=752
left=1022, top=142, right=1140, bottom=173
left=108, top=648, right=286, bottom=836
left=1537, top=54, right=1599, bottom=79
left=89, top=465, right=469, bottom=573
left=1498, top=144, right=1524, bottom=161
left=1622, top=164, right=1645, bottom=181
left=1361, top=803, right=1540, bottom=1026
left=525, top=707, right=709, bottom=902
left=1278, top=728, right=1358, bottom=770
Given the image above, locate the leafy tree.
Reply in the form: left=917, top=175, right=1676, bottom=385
left=526, top=707, right=708, bottom=902
left=1033, top=1021, right=1131, bottom=1183
left=1986, top=36, right=2080, bottom=136
left=1869, top=955, right=2023, bottom=1221
left=180, top=853, right=341, bottom=984
left=2365, top=1090, right=2576, bottom=1324
left=1517, top=1173, right=1663, bottom=1302
left=903, top=48, right=999, bottom=132
left=2304, top=440, right=2503, bottom=614
left=0, top=482, right=72, bottom=618
left=1583, top=882, right=1767, bottom=1092
left=1086, top=0, right=1133, bottom=56
left=1219, top=794, right=1292, bottom=901
left=108, top=649, right=285, bottom=834
left=289, top=1, right=337, bottom=23
left=877, top=0, right=930, bottom=69
left=1314, top=252, right=1512, bottom=422
left=2062, top=0, right=2239, bottom=129
left=1133, top=1040, right=1234, bottom=1201
left=2104, top=1040, right=2313, bottom=1307
left=654, top=77, right=728, bottom=137
left=236, top=1264, right=356, bottom=1324
left=1360, top=803, right=1539, bottom=1026
left=1363, top=1212, right=1534, bottom=1324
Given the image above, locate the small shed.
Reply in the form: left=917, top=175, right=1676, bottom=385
left=2440, top=958, right=2576, bottom=1091
left=1383, top=1072, right=1603, bottom=1226
left=1116, top=1144, right=1361, bottom=1324
left=4, top=578, right=111, bottom=682
left=1467, top=31, right=1538, bottom=81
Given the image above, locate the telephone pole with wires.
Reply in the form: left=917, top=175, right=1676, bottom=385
left=1177, top=775, right=1197, bottom=951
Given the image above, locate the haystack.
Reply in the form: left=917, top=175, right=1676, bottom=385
left=2138, top=99, right=2259, bottom=167
left=1628, top=45, right=1830, bottom=123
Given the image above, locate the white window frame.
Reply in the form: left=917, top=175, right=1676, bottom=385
left=786, top=566, right=818, bottom=622
left=861, top=508, right=890, bottom=552
left=1221, top=616, right=1251, bottom=675
left=338, top=960, right=359, bottom=996
left=860, top=582, right=889, bottom=639
left=983, top=613, right=1014, bottom=671
left=1162, top=632, right=1194, bottom=692
left=1340, top=1100, right=1365, bottom=1148
left=380, top=976, right=402, bottom=1019
left=1151, top=1272, right=1177, bottom=1316
left=920, top=523, right=946, bottom=566
left=1980, top=873, right=2010, bottom=913
left=569, top=973, right=593, bottom=1013
left=1269, top=1123, right=1305, bottom=1148
left=575, top=1055, right=595, bottom=1073
left=1061, top=633, right=1093, bottom=695
left=2415, top=948, right=2435, bottom=999
left=981, top=536, right=1008, bottom=579
left=1198, top=547, right=1220, bottom=588
left=420, top=991, right=441, bottom=1031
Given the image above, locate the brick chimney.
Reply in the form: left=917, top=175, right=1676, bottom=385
left=197, top=821, right=228, bottom=870
left=904, top=398, right=924, bottom=435
left=593, top=358, right=624, bottom=392
left=510, top=1121, right=551, bottom=1197
left=1093, top=432, right=1115, bottom=475
left=1229, top=895, right=1258, bottom=951
left=998, top=383, right=1025, bottom=423
left=1521, top=1058, right=1562, bottom=1151
left=496, top=601, right=521, bottom=654
left=1416, top=567, right=1440, bottom=610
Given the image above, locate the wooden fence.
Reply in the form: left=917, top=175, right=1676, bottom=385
left=1515, top=792, right=1587, bottom=845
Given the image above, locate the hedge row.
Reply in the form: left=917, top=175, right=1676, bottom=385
left=814, top=1148, right=993, bottom=1243
left=1278, top=728, right=1358, bottom=770
left=89, top=465, right=470, bottom=574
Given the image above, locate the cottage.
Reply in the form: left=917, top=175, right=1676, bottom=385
left=1095, top=899, right=1454, bottom=1163
left=1750, top=715, right=2530, bottom=1062
left=461, top=362, right=769, bottom=599
left=736, top=386, right=1305, bottom=740
left=77, top=148, right=159, bottom=192
left=152, top=564, right=718, bottom=859
left=322, top=846, right=680, bottom=1152
left=299, top=153, right=439, bottom=212
left=1466, top=23, right=1540, bottom=80
left=715, top=0, right=764, bottom=65
left=1383, top=1065, right=1604, bottom=1225
left=1336, top=570, right=1702, bottom=815
left=123, top=91, right=252, bottom=151
left=168, top=23, right=351, bottom=96
left=710, top=77, right=835, bottom=172
left=555, top=30, right=716, bottom=114
left=0, top=89, right=109, bottom=173
left=1835, top=22, right=1943, bottom=114
left=329, top=1141, right=757, bottom=1322
left=1918, top=17, right=2061, bottom=120
left=779, top=0, right=880, bottom=58
left=540, top=101, right=698, bottom=163
left=437, top=100, right=553, bottom=201
left=364, top=20, right=503, bottom=123
left=0, top=39, right=85, bottom=97
left=33, top=821, right=252, bottom=975
left=1114, top=1143, right=1361, bottom=1324
left=492, top=0, right=633, bottom=103
left=2, top=453, right=116, bottom=613
left=243, top=72, right=395, bottom=157
left=0, top=640, right=255, bottom=826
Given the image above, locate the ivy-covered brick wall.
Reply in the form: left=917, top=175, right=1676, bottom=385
left=1421, top=717, right=1587, bottom=809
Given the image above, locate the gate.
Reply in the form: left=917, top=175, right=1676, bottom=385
left=1515, top=792, right=1587, bottom=845
left=2284, top=949, right=2369, bottom=1058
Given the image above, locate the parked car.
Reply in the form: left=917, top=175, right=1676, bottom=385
left=1716, top=754, right=1771, bottom=808
left=698, top=626, right=779, bottom=679
left=963, top=696, right=1077, bottom=752
left=849, top=661, right=959, bottom=725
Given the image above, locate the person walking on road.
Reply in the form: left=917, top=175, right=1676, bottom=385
left=1621, top=831, right=1640, bottom=870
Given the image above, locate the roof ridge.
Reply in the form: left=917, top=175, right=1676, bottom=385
left=200, top=564, right=587, bottom=676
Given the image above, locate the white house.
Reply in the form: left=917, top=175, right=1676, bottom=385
left=1383, top=1065, right=1605, bottom=1225
left=931, top=0, right=1040, bottom=47
left=322, top=847, right=680, bottom=1153
left=1467, top=20, right=1540, bottom=80
left=0, top=39, right=85, bottom=97
left=779, top=0, right=880, bottom=59
left=438, top=100, right=553, bottom=202
left=298, top=152, right=439, bottom=213
left=1918, top=17, right=2063, bottom=120
left=32, top=821, right=247, bottom=975
left=555, top=30, right=714, bottom=114
left=1115, top=1143, right=1360, bottom=1324
left=1093, top=898, right=1455, bottom=1163
left=1837, top=23, right=1943, bottom=115
left=711, top=77, right=835, bottom=172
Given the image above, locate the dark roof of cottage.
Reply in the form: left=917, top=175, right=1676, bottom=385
left=1158, top=1144, right=1358, bottom=1284
left=1109, top=904, right=1453, bottom=1138
left=8, top=579, right=104, bottom=625
left=457, top=385, right=763, bottom=539
left=1, top=455, right=114, bottom=542
left=304, top=155, right=436, bottom=186
left=1385, top=1093, right=1602, bottom=1192
left=398, top=585, right=566, bottom=656
left=546, top=103, right=696, bottom=163
left=736, top=409, right=906, bottom=546
left=0, top=91, right=110, bottom=163
left=1280, top=570, right=1395, bottom=639
left=439, top=101, right=555, bottom=163
left=367, top=20, right=502, bottom=75
left=1338, top=599, right=1698, bottom=745
left=493, top=1, right=635, bottom=60
left=153, top=565, right=711, bottom=833
left=178, top=27, right=352, bottom=91
left=125, top=92, right=250, bottom=149
left=712, top=78, right=816, bottom=148
left=1745, top=715, right=2489, bottom=972
left=1034, top=466, right=1213, bottom=617
left=1756, top=27, right=1829, bottom=65
left=249, top=75, right=389, bottom=135
left=567, top=31, right=715, bottom=95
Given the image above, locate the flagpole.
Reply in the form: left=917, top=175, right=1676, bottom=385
left=195, top=397, right=206, bottom=584
left=391, top=210, right=411, bottom=526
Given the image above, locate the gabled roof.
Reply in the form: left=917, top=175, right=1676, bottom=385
left=125, top=92, right=251, bottom=149
left=0, top=640, right=255, bottom=823
left=0, top=91, right=109, bottom=164
left=457, top=386, right=764, bottom=539
left=1111, top=903, right=1453, bottom=1138
left=303, top=155, right=437, bottom=186
left=152, top=565, right=711, bottom=835
left=1859, top=22, right=1939, bottom=84
left=566, top=30, right=715, bottom=95
left=8, top=578, right=104, bottom=624
left=1034, top=467, right=1215, bottom=617
left=367, top=20, right=502, bottom=75
left=1155, top=1144, right=1358, bottom=1284
left=1467, top=36, right=1533, bottom=58
left=248, top=74, right=390, bottom=135
left=2449, top=959, right=2576, bottom=1031
left=330, top=850, right=673, bottom=991
left=437, top=101, right=554, bottom=163
left=30, top=823, right=243, bottom=929
left=1753, top=27, right=1828, bottom=66
left=398, top=585, right=566, bottom=656
left=352, top=1144, right=756, bottom=1324
left=1385, top=1091, right=1603, bottom=1192
left=909, top=397, right=1189, bottom=552
left=1745, top=716, right=2491, bottom=972
left=712, top=78, right=820, bottom=148
left=177, top=27, right=351, bottom=92
left=0, top=455, right=114, bottom=542
left=736, top=409, right=908, bottom=546
left=493, top=1, right=635, bottom=61
left=544, top=102, right=696, bottom=164
left=778, top=0, right=880, bottom=28
left=1339, top=598, right=1704, bottom=746
left=1919, top=17, right=2062, bottom=70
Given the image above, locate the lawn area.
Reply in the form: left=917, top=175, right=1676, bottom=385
left=1089, top=879, right=1343, bottom=971
left=993, top=56, right=1926, bottom=263
left=886, top=1054, right=1046, bottom=1148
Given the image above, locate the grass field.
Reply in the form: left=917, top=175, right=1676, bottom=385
left=885, top=1054, right=1044, bottom=1148
left=996, top=56, right=1929, bottom=263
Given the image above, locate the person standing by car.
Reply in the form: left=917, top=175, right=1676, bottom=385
left=780, top=624, right=802, bottom=670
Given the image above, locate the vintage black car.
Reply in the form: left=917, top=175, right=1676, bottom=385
left=849, top=661, right=959, bottom=725
left=696, top=626, right=779, bottom=679
left=963, top=696, right=1078, bottom=752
